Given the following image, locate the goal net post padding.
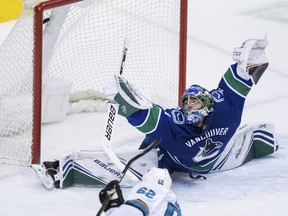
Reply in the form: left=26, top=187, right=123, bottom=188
left=0, top=0, right=187, bottom=165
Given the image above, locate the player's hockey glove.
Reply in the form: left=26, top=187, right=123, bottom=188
left=104, top=74, right=153, bottom=117
left=232, top=38, right=269, bottom=84
left=99, top=180, right=125, bottom=212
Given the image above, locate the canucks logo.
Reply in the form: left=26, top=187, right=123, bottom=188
left=211, top=89, right=224, bottom=102
left=193, top=138, right=223, bottom=162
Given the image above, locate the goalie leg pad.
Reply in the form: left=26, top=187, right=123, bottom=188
left=253, top=123, right=278, bottom=157
left=211, top=123, right=276, bottom=172
left=60, top=149, right=158, bottom=188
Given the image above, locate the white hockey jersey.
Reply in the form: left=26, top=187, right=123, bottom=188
left=106, top=181, right=182, bottom=216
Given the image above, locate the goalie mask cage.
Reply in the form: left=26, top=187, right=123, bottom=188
left=0, top=0, right=187, bottom=165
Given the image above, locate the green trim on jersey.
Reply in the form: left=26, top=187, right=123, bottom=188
left=223, top=68, right=251, bottom=97
left=136, top=104, right=161, bottom=134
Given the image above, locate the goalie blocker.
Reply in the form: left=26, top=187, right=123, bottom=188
left=32, top=122, right=277, bottom=190
left=104, top=74, right=153, bottom=117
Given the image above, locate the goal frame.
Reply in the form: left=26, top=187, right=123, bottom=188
left=31, top=0, right=188, bottom=164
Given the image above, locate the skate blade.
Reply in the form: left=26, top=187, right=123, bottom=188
left=31, top=164, right=55, bottom=190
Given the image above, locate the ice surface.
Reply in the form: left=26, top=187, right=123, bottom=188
left=0, top=0, right=288, bottom=215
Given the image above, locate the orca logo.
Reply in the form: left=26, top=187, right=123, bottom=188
left=193, top=138, right=223, bottom=162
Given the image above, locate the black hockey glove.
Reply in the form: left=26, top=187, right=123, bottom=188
left=99, top=180, right=125, bottom=212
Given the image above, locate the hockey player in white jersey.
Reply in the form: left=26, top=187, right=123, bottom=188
left=98, top=167, right=182, bottom=216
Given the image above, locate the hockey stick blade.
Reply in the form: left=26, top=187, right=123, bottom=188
left=96, top=138, right=160, bottom=216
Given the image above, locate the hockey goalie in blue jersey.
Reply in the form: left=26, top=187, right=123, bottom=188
left=32, top=38, right=278, bottom=190
left=108, top=38, right=278, bottom=175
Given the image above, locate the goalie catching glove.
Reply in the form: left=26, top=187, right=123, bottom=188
left=232, top=38, right=269, bottom=84
left=99, top=180, right=125, bottom=212
left=104, top=74, right=153, bottom=117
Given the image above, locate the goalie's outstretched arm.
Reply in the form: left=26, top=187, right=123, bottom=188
left=105, top=73, right=167, bottom=136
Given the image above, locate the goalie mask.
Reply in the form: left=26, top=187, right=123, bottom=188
left=143, top=167, right=172, bottom=189
left=181, top=85, right=214, bottom=125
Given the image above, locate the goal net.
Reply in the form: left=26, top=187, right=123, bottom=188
left=0, top=0, right=187, bottom=165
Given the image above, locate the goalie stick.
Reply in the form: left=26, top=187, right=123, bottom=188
left=101, top=38, right=139, bottom=181
left=96, top=138, right=161, bottom=216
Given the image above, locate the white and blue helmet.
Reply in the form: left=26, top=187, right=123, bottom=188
left=143, top=167, right=172, bottom=189
left=181, top=85, right=214, bottom=125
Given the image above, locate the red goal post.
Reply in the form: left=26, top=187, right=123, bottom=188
left=0, top=0, right=187, bottom=165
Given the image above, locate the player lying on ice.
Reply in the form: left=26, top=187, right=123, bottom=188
left=33, top=38, right=278, bottom=190
left=98, top=167, right=182, bottom=216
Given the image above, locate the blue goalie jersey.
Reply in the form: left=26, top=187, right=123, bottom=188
left=127, top=64, right=254, bottom=174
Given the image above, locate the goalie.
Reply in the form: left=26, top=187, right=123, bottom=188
left=33, top=38, right=278, bottom=189
left=105, top=38, right=278, bottom=175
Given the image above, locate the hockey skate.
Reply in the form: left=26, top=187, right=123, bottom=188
left=232, top=38, right=269, bottom=84
left=31, top=161, right=60, bottom=190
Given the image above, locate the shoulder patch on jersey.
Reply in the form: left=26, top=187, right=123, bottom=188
left=171, top=109, right=185, bottom=124
left=211, top=89, right=224, bottom=102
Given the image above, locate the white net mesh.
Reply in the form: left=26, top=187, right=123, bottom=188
left=0, top=0, right=185, bottom=165
left=0, top=9, right=35, bottom=165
